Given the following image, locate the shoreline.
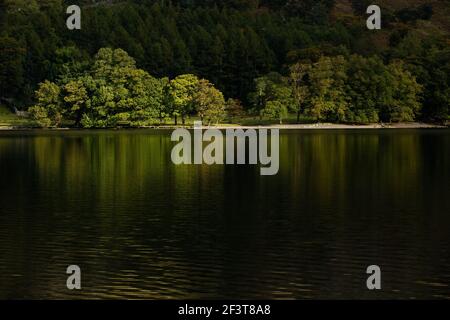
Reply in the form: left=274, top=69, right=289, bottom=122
left=0, top=122, right=447, bottom=131
left=204, top=122, right=448, bottom=130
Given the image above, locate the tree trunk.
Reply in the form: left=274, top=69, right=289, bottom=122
left=174, top=115, right=178, bottom=125
left=75, top=111, right=83, bottom=127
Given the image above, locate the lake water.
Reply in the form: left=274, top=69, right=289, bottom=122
left=0, top=129, right=449, bottom=299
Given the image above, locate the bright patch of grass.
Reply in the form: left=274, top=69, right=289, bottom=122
left=0, top=105, right=35, bottom=127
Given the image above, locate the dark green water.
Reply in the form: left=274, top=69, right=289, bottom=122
left=0, top=129, right=449, bottom=299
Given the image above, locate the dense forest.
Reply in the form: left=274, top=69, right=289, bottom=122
left=0, top=0, right=449, bottom=127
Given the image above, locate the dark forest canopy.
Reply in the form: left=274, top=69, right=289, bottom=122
left=0, top=0, right=449, bottom=124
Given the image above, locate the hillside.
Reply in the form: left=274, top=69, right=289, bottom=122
left=332, top=0, right=450, bottom=42
left=0, top=0, right=449, bottom=125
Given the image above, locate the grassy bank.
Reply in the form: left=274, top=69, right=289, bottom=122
left=0, top=105, right=35, bottom=128
left=0, top=110, right=315, bottom=129
left=1, top=105, right=447, bottom=130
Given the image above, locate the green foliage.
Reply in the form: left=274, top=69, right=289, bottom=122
left=345, top=55, right=386, bottom=123
left=168, top=74, right=200, bottom=125
left=302, top=56, right=349, bottom=122
left=390, top=35, right=450, bottom=122
left=53, top=46, right=91, bottom=83
left=28, top=80, right=62, bottom=127
left=289, top=62, right=310, bottom=122
left=28, top=48, right=168, bottom=128
left=225, top=98, right=245, bottom=119
left=63, top=79, right=88, bottom=125
left=0, top=0, right=354, bottom=107
left=26, top=47, right=232, bottom=127
left=262, top=100, right=288, bottom=124
left=0, top=36, right=25, bottom=99
left=250, top=72, right=295, bottom=124
left=289, top=55, right=423, bottom=123
left=249, top=73, right=292, bottom=115
left=382, top=61, right=422, bottom=122
left=2, top=0, right=448, bottom=124
left=194, top=79, right=226, bottom=125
